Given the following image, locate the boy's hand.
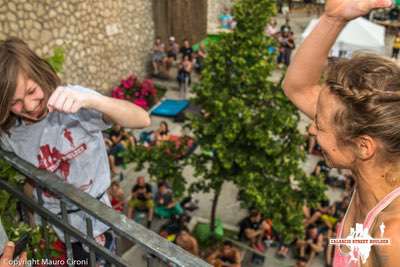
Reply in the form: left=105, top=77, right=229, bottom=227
left=0, top=242, right=27, bottom=267
left=325, top=0, right=392, bottom=22
left=47, top=86, right=99, bottom=113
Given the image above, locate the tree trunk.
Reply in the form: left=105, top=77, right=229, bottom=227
left=210, top=182, right=223, bottom=239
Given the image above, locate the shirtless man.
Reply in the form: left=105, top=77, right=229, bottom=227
left=207, top=241, right=241, bottom=267
left=175, top=227, right=199, bottom=256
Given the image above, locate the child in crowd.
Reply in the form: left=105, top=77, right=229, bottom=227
left=154, top=121, right=171, bottom=145
left=0, top=37, right=150, bottom=264
left=177, top=55, right=193, bottom=99
left=108, top=181, right=125, bottom=213
left=152, top=37, right=167, bottom=75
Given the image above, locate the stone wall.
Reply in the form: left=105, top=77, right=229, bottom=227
left=0, top=0, right=154, bottom=93
left=207, top=0, right=234, bottom=33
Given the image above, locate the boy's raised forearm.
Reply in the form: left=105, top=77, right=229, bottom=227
left=88, top=94, right=151, bottom=129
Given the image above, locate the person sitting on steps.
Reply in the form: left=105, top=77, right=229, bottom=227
left=207, top=240, right=241, bottom=267
left=127, top=176, right=154, bottom=228
left=154, top=181, right=183, bottom=219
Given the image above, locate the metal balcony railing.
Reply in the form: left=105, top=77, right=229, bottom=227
left=0, top=149, right=210, bottom=267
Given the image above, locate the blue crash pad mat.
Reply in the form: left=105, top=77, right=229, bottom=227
left=151, top=99, right=190, bottom=117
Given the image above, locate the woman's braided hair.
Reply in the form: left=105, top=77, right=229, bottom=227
left=325, top=53, right=400, bottom=157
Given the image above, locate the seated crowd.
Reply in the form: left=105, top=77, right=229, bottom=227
left=152, top=15, right=295, bottom=86
left=228, top=126, right=354, bottom=266
left=102, top=119, right=353, bottom=266
left=151, top=36, right=207, bottom=78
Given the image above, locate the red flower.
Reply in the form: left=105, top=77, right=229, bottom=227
left=121, top=75, right=137, bottom=89
left=141, top=79, right=157, bottom=96
left=111, top=86, right=125, bottom=99
left=134, top=98, right=149, bottom=109
left=112, top=75, right=157, bottom=109
left=52, top=240, right=65, bottom=252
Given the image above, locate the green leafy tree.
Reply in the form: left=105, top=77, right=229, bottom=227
left=187, top=0, right=326, bottom=242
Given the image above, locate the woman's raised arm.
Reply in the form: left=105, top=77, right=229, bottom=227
left=282, top=0, right=392, bottom=119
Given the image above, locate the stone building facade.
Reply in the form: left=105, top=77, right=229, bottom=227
left=0, top=0, right=154, bottom=93
left=0, top=0, right=238, bottom=93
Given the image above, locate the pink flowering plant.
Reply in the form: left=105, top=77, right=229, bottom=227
left=111, top=75, right=158, bottom=110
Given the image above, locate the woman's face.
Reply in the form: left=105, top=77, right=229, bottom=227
left=11, top=73, right=48, bottom=122
left=308, top=87, right=356, bottom=169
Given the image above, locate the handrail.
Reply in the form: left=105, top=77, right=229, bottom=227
left=0, top=149, right=210, bottom=267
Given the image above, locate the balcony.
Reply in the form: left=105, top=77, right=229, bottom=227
left=0, top=149, right=210, bottom=267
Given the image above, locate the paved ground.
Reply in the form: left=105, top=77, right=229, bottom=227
left=120, top=8, right=397, bottom=267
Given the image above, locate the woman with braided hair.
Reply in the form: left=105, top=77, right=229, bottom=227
left=283, top=0, right=399, bottom=266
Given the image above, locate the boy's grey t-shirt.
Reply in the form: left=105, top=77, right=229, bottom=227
left=0, top=85, right=112, bottom=240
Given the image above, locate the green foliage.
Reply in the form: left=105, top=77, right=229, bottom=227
left=123, top=141, right=189, bottom=198
left=0, top=159, right=61, bottom=259
left=0, top=159, right=25, bottom=233
left=8, top=224, right=61, bottom=260
left=46, top=47, right=65, bottom=74
left=187, top=0, right=326, bottom=242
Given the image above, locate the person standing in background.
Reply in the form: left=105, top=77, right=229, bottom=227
left=392, top=31, right=400, bottom=59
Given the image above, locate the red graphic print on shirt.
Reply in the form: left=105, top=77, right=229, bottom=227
left=64, top=129, right=74, bottom=147
left=37, top=143, right=87, bottom=179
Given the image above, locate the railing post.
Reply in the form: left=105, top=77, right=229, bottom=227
left=60, top=200, right=74, bottom=267
left=36, top=187, right=50, bottom=260
left=85, top=217, right=97, bottom=267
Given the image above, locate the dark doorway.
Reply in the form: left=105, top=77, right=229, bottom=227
left=153, top=0, right=208, bottom=46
